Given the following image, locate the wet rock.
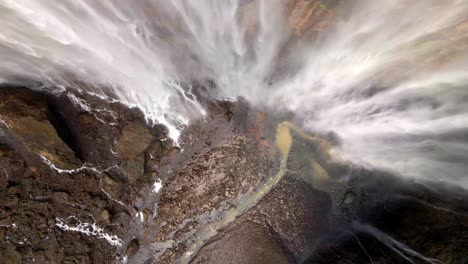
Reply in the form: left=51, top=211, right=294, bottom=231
left=0, top=86, right=171, bottom=263
left=0, top=87, right=82, bottom=170
left=126, top=239, right=140, bottom=257
left=153, top=133, right=277, bottom=246
left=247, top=177, right=332, bottom=260
left=307, top=174, right=468, bottom=264
left=0, top=85, right=466, bottom=264
left=116, top=122, right=154, bottom=182
left=192, top=222, right=291, bottom=264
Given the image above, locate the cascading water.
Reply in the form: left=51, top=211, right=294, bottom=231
left=271, top=0, right=468, bottom=189
left=1, top=0, right=468, bottom=188
left=0, top=0, right=288, bottom=142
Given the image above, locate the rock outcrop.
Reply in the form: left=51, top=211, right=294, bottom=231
left=1, top=86, right=467, bottom=263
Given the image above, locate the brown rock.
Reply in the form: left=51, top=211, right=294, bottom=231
left=192, top=222, right=291, bottom=264
left=116, top=122, right=154, bottom=181
left=52, top=192, right=69, bottom=204
left=0, top=246, right=21, bottom=264
left=0, top=88, right=82, bottom=170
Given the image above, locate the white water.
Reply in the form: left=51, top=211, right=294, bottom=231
left=1, top=0, right=468, bottom=187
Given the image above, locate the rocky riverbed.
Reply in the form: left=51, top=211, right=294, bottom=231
left=0, top=85, right=466, bottom=263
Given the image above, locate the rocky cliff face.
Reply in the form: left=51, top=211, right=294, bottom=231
left=0, top=86, right=171, bottom=263
left=0, top=86, right=466, bottom=263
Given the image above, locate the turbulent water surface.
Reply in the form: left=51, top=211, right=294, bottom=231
left=1, top=0, right=468, bottom=188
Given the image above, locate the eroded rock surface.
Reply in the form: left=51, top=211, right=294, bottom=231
left=0, top=86, right=467, bottom=264
left=0, top=87, right=81, bottom=170
left=0, top=86, right=172, bottom=263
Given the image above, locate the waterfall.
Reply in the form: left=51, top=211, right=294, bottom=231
left=1, top=0, right=468, bottom=187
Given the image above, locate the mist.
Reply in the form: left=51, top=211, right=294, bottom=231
left=1, top=0, right=468, bottom=188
